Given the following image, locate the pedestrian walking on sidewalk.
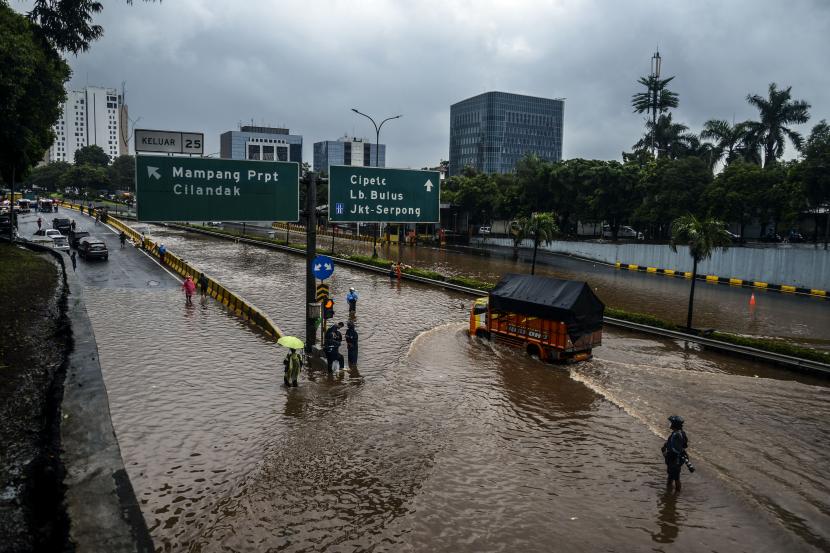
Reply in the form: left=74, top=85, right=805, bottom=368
left=69, top=251, right=77, bottom=272
left=158, top=243, right=167, bottom=264
left=119, top=231, right=127, bottom=248
left=346, top=321, right=359, bottom=368
left=182, top=275, right=196, bottom=306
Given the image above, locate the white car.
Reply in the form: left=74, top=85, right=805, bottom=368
left=479, top=226, right=492, bottom=235
left=45, top=229, right=63, bottom=240
left=602, top=225, right=643, bottom=240
left=44, top=229, right=69, bottom=250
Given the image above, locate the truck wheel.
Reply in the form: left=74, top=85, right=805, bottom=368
left=526, top=344, right=541, bottom=359
left=474, top=329, right=490, bottom=339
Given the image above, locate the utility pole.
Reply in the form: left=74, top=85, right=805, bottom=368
left=305, top=171, right=318, bottom=352
left=351, top=108, right=402, bottom=257
left=650, top=49, right=661, bottom=158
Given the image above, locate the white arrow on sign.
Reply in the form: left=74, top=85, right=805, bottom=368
left=324, top=263, right=332, bottom=271
left=313, top=263, right=322, bottom=272
left=424, top=179, right=434, bottom=192
left=147, top=166, right=161, bottom=180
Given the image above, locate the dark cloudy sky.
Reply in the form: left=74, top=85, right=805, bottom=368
left=17, top=0, right=830, bottom=167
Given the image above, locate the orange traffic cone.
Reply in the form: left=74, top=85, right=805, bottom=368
left=749, top=293, right=756, bottom=306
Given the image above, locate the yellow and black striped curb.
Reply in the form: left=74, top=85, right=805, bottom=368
left=60, top=202, right=286, bottom=339
left=615, top=262, right=827, bottom=298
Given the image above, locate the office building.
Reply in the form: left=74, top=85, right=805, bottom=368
left=449, top=91, right=564, bottom=176
left=313, top=136, right=385, bottom=174
left=220, top=126, right=302, bottom=163
left=47, top=86, right=127, bottom=163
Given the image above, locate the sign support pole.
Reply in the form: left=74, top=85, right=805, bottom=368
left=305, top=172, right=318, bottom=352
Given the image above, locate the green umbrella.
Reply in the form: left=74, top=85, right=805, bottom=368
left=277, top=336, right=304, bottom=349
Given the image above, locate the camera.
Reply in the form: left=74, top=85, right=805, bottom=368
left=681, top=454, right=695, bottom=473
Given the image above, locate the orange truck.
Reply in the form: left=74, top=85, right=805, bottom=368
left=469, top=274, right=604, bottom=362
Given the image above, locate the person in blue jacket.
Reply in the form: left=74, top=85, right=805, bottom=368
left=158, top=243, right=167, bottom=264
left=346, top=287, right=358, bottom=314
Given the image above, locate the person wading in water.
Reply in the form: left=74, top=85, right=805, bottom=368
left=661, top=415, right=692, bottom=492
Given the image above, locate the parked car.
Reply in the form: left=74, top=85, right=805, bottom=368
left=478, top=226, right=492, bottom=235
left=68, top=230, right=90, bottom=248
left=78, top=237, right=108, bottom=260
left=760, top=231, right=782, bottom=243
left=44, top=229, right=63, bottom=240
left=602, top=225, right=643, bottom=240
left=52, top=217, right=71, bottom=234
left=786, top=230, right=805, bottom=243
left=206, top=221, right=223, bottom=227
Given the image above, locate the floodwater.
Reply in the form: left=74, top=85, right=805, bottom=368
left=258, top=224, right=830, bottom=349
left=87, top=224, right=829, bottom=552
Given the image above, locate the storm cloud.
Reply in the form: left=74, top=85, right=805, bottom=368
left=18, top=0, right=830, bottom=167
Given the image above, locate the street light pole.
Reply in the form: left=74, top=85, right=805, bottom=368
left=351, top=108, right=401, bottom=258
left=650, top=49, right=661, bottom=158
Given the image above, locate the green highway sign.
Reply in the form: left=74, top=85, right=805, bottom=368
left=328, top=166, right=440, bottom=223
left=136, top=155, right=298, bottom=222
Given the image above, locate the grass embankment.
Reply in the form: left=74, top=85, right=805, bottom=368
left=0, top=244, right=69, bottom=551
left=180, top=224, right=830, bottom=365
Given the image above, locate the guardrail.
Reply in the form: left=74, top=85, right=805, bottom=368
left=58, top=202, right=284, bottom=340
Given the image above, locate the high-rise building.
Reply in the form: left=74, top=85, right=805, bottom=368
left=219, top=126, right=302, bottom=163
left=313, top=136, right=385, bottom=174
left=47, top=86, right=126, bottom=163
left=449, top=91, right=564, bottom=176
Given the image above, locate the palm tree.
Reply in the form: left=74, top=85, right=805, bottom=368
left=522, top=212, right=559, bottom=275
left=700, top=119, right=754, bottom=166
left=632, top=75, right=680, bottom=156
left=510, top=219, right=526, bottom=260
left=633, top=113, right=696, bottom=159
left=670, top=215, right=732, bottom=329
left=745, top=83, right=811, bottom=167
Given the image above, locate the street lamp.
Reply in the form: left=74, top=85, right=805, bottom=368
left=351, top=108, right=402, bottom=258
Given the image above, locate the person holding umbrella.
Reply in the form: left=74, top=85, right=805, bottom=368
left=278, top=336, right=304, bottom=387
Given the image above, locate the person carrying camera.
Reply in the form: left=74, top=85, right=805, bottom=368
left=661, top=415, right=691, bottom=492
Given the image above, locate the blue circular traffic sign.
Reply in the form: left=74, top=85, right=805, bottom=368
left=312, top=255, right=335, bottom=280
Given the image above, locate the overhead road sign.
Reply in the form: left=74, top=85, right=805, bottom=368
left=136, top=155, right=299, bottom=222
left=328, top=166, right=440, bottom=223
left=311, top=255, right=335, bottom=280
left=134, top=129, right=204, bottom=155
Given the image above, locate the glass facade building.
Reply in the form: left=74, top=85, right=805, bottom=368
left=220, top=126, right=302, bottom=163
left=449, top=91, right=564, bottom=176
left=313, top=136, right=386, bottom=174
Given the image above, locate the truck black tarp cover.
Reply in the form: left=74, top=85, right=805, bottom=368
left=489, top=274, right=605, bottom=340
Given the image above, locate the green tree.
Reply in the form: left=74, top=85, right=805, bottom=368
left=704, top=161, right=762, bottom=241
left=0, top=3, right=70, bottom=185
left=520, top=212, right=559, bottom=275
left=745, top=83, right=811, bottom=167
left=633, top=113, right=696, bottom=159
left=24, top=160, right=70, bottom=192
left=670, top=215, right=732, bottom=329
left=60, top=163, right=110, bottom=195
left=632, top=74, right=680, bottom=158
left=585, top=161, right=640, bottom=240
left=27, top=0, right=104, bottom=54
left=700, top=119, right=756, bottom=166
left=792, top=120, right=830, bottom=247
left=108, top=154, right=134, bottom=191
left=74, top=144, right=110, bottom=167
left=634, top=158, right=712, bottom=239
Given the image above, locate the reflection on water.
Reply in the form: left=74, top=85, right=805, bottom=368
left=88, top=226, right=829, bottom=551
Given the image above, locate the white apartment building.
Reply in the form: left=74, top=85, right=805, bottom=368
left=47, top=86, right=128, bottom=163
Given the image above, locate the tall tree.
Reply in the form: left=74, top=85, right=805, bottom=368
left=704, top=160, right=763, bottom=241
left=793, top=120, right=830, bottom=248
left=670, top=215, right=732, bottom=329
left=745, top=83, right=811, bottom=167
left=634, top=158, right=712, bottom=239
left=108, top=154, right=135, bottom=191
left=24, top=160, right=70, bottom=192
left=27, top=0, right=103, bottom=54
left=700, top=119, right=755, bottom=166
left=521, top=212, right=558, bottom=275
left=0, top=3, right=70, bottom=185
left=74, top=144, right=110, bottom=167
left=586, top=161, right=640, bottom=240
left=633, top=113, right=696, bottom=159
left=59, top=163, right=110, bottom=195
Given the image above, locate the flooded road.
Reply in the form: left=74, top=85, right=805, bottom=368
left=259, top=225, right=830, bottom=348
left=86, top=223, right=827, bottom=552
